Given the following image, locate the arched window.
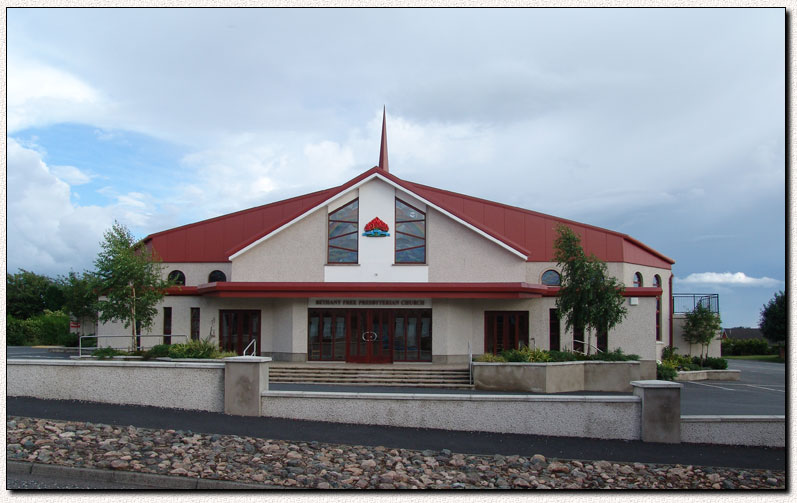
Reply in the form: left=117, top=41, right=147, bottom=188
left=328, top=199, right=359, bottom=264
left=633, top=272, right=643, bottom=288
left=541, top=270, right=561, bottom=286
left=653, top=274, right=661, bottom=288
left=208, top=270, right=227, bottom=283
left=168, top=270, right=185, bottom=286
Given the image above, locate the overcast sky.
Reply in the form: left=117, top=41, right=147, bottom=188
left=7, top=8, right=786, bottom=328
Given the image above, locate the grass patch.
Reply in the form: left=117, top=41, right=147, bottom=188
left=724, top=355, right=785, bottom=363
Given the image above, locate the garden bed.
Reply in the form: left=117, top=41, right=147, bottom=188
left=472, top=360, right=656, bottom=393
left=674, top=370, right=740, bottom=381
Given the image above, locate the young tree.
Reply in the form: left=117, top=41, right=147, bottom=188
left=682, top=303, right=722, bottom=362
left=760, top=291, right=786, bottom=348
left=94, top=222, right=172, bottom=349
left=554, top=224, right=627, bottom=354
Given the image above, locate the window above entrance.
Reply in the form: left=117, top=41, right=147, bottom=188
left=395, top=198, right=426, bottom=264
left=328, top=199, right=359, bottom=264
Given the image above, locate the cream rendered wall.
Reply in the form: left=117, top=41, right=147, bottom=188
left=672, top=314, right=722, bottom=358
left=160, top=263, right=232, bottom=286
left=231, top=208, right=326, bottom=282
left=427, top=208, right=525, bottom=283
left=270, top=299, right=308, bottom=359
left=432, top=299, right=533, bottom=362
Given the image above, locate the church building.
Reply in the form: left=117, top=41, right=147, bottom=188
left=100, top=112, right=674, bottom=364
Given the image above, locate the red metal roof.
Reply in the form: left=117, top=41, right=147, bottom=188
left=145, top=167, right=673, bottom=268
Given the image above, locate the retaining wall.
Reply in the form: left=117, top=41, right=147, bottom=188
left=674, top=370, right=741, bottom=382
left=260, top=391, right=642, bottom=440
left=7, top=359, right=225, bottom=412
left=473, top=360, right=656, bottom=393
left=681, top=416, right=786, bottom=447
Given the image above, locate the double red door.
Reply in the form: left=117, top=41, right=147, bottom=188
left=346, top=309, right=392, bottom=363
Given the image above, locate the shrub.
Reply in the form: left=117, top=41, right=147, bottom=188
left=26, top=310, right=70, bottom=345
left=547, top=350, right=583, bottom=362
left=57, top=332, right=80, bottom=347
left=592, top=348, right=640, bottom=361
left=168, top=338, right=218, bottom=359
left=657, top=362, right=677, bottom=381
left=527, top=348, right=552, bottom=362
left=7, top=315, right=34, bottom=345
left=702, top=356, right=728, bottom=370
left=661, top=345, right=678, bottom=360
left=142, top=344, right=172, bottom=360
left=92, top=347, right=128, bottom=359
left=721, top=338, right=770, bottom=356
left=475, top=353, right=506, bottom=362
left=500, top=348, right=529, bottom=362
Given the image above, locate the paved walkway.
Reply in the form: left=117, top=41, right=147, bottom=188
left=7, top=397, right=785, bottom=471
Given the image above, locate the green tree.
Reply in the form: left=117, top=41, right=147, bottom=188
left=760, top=291, right=786, bottom=347
left=682, top=303, right=722, bottom=363
left=554, top=224, right=627, bottom=355
left=60, top=271, right=100, bottom=334
left=6, top=269, right=64, bottom=319
left=94, top=222, right=172, bottom=349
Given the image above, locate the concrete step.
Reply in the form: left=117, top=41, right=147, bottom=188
left=269, top=364, right=472, bottom=388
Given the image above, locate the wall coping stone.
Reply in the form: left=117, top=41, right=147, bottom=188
left=631, top=380, right=683, bottom=389
left=223, top=356, right=272, bottom=362
left=681, top=415, right=786, bottom=423
left=262, top=390, right=640, bottom=403
left=472, top=360, right=640, bottom=367
left=7, top=359, right=225, bottom=369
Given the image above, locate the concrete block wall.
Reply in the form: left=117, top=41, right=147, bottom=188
left=8, top=360, right=225, bottom=412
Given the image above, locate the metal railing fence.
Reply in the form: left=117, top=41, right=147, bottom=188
left=672, top=294, right=720, bottom=314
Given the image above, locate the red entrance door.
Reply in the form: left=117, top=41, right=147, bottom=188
left=347, top=309, right=392, bottom=363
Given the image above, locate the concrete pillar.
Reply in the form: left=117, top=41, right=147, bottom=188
left=223, top=356, right=271, bottom=416
left=631, top=380, right=682, bottom=443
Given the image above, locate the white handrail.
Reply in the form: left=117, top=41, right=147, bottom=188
left=243, top=338, right=257, bottom=357
left=467, top=340, right=473, bottom=385
left=572, top=339, right=603, bottom=356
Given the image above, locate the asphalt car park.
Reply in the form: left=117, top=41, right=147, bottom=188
left=679, top=359, right=786, bottom=415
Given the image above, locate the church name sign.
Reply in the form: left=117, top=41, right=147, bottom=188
left=309, top=298, right=430, bottom=308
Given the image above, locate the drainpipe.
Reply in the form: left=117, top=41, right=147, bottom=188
left=668, top=274, right=674, bottom=348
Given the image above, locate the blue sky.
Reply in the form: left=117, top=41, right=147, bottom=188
left=6, top=8, right=786, bottom=328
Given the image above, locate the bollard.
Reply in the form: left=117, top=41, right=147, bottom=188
left=223, top=356, right=271, bottom=416
left=631, top=380, right=682, bottom=443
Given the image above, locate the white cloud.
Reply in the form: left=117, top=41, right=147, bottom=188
left=6, top=138, right=156, bottom=276
left=676, top=272, right=782, bottom=288
left=51, top=165, right=93, bottom=185
left=7, top=59, right=106, bottom=133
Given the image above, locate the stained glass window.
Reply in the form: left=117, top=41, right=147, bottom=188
left=328, top=200, right=358, bottom=263
left=395, top=199, right=425, bottom=263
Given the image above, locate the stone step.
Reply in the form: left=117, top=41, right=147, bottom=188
left=271, top=379, right=475, bottom=389
left=269, top=371, right=469, bottom=377
left=270, top=375, right=470, bottom=383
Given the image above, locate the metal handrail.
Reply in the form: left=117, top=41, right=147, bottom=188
left=243, top=338, right=257, bottom=357
left=79, top=334, right=188, bottom=357
left=572, top=339, right=603, bottom=356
